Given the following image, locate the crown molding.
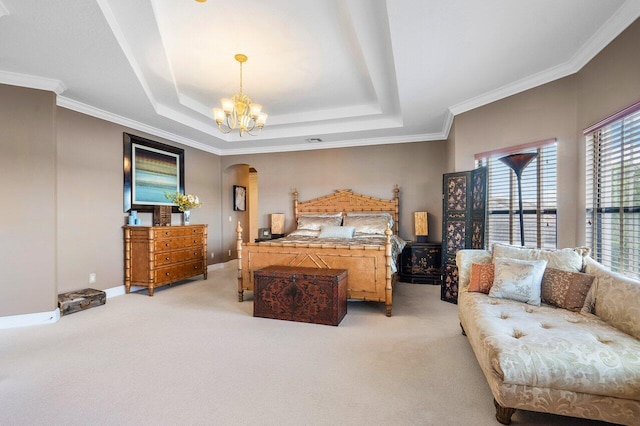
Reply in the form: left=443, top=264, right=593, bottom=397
left=0, top=70, right=66, bottom=95
left=219, top=131, right=446, bottom=156
left=0, top=1, right=9, bottom=17
left=449, top=0, right=640, bottom=117
left=57, top=96, right=223, bottom=156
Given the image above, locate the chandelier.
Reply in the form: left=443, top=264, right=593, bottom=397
left=213, top=54, right=267, bottom=137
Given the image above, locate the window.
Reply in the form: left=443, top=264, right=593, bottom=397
left=585, top=101, right=640, bottom=279
left=476, top=140, right=557, bottom=249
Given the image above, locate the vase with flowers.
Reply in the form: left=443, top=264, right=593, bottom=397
left=166, top=192, right=203, bottom=225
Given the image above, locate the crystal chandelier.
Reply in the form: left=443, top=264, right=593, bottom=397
left=213, top=54, right=267, bottom=137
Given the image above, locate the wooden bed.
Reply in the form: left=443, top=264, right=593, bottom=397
left=236, top=186, right=401, bottom=316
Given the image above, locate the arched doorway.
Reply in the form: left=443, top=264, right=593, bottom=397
left=222, top=164, right=258, bottom=261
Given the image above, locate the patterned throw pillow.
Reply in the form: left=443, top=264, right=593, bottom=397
left=468, top=263, right=494, bottom=294
left=541, top=268, right=595, bottom=311
left=489, top=257, right=548, bottom=305
left=491, top=243, right=589, bottom=272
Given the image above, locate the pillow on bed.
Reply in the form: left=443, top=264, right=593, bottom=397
left=296, top=215, right=342, bottom=231
left=345, top=212, right=394, bottom=229
left=318, top=225, right=355, bottom=239
left=288, top=229, right=320, bottom=237
left=343, top=215, right=392, bottom=235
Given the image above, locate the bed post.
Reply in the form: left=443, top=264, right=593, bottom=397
left=393, top=184, right=400, bottom=235
left=236, top=221, right=244, bottom=302
left=384, top=224, right=393, bottom=317
left=293, top=188, right=299, bottom=224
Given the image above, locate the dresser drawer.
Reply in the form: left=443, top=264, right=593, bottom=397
left=155, top=247, right=204, bottom=266
left=156, top=227, right=204, bottom=239
left=155, top=260, right=204, bottom=284
left=155, top=236, right=204, bottom=252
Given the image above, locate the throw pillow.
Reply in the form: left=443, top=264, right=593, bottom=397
left=491, top=243, right=589, bottom=272
left=468, top=263, right=494, bottom=294
left=540, top=268, right=595, bottom=311
left=318, top=225, right=355, bottom=239
left=489, top=257, right=548, bottom=305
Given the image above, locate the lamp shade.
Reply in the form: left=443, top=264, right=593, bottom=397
left=414, top=211, right=428, bottom=242
left=270, top=213, right=285, bottom=235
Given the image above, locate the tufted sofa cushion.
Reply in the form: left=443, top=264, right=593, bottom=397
left=459, top=290, right=640, bottom=400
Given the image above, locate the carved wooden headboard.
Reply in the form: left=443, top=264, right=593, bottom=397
left=293, top=186, right=400, bottom=234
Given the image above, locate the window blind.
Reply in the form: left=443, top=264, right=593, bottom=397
left=476, top=140, right=557, bottom=249
left=585, top=101, right=640, bottom=279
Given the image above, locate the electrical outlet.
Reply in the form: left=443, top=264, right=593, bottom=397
left=228, top=249, right=232, bottom=256
left=229, top=216, right=232, bottom=222
left=89, top=273, right=96, bottom=284
left=211, top=252, right=214, bottom=258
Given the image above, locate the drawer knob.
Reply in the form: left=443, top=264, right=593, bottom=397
left=193, top=240, right=197, bottom=243
left=165, top=272, right=170, bottom=276
left=194, top=265, right=199, bottom=269
left=165, top=231, right=170, bottom=236
left=165, top=243, right=169, bottom=247
left=166, top=257, right=170, bottom=261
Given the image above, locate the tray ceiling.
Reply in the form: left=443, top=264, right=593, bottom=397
left=0, top=0, right=638, bottom=155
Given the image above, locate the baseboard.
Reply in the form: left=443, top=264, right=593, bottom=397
left=103, top=261, right=235, bottom=299
left=0, top=308, right=60, bottom=329
left=0, top=261, right=237, bottom=329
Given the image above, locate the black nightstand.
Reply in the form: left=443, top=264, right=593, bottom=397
left=399, top=241, right=442, bottom=284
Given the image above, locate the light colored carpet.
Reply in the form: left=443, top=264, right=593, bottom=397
left=0, top=264, right=611, bottom=425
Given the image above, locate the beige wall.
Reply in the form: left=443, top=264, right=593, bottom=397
left=452, top=18, right=640, bottom=248
left=221, top=141, right=449, bottom=257
left=56, top=108, right=223, bottom=294
left=0, top=85, right=57, bottom=316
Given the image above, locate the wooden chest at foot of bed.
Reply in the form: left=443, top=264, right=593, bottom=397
left=253, top=266, right=348, bottom=326
left=58, top=288, right=106, bottom=316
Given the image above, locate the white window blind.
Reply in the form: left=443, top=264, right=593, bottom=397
left=476, top=140, right=557, bottom=249
left=585, top=101, right=640, bottom=279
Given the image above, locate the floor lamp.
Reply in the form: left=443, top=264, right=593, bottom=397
left=499, top=152, right=537, bottom=247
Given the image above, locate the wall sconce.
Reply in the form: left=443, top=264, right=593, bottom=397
left=271, top=213, right=285, bottom=237
left=414, top=211, right=428, bottom=243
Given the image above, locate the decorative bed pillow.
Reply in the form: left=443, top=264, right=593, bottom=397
left=541, top=267, right=595, bottom=311
left=318, top=225, right=355, bottom=239
left=489, top=257, right=548, bottom=305
left=343, top=215, right=391, bottom=235
left=492, top=243, right=589, bottom=273
left=345, top=212, right=394, bottom=229
left=288, top=229, right=320, bottom=237
left=296, top=215, right=342, bottom=231
left=468, top=263, right=494, bottom=294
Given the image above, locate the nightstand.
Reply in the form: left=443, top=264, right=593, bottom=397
left=399, top=241, right=442, bottom=284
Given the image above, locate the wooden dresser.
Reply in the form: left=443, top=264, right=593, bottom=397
left=123, top=225, right=207, bottom=296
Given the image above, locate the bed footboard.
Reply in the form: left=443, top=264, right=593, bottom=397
left=236, top=223, right=395, bottom=316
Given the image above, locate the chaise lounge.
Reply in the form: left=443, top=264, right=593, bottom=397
left=456, top=243, right=640, bottom=425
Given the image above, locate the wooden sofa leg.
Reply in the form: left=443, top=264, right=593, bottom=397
left=494, top=399, right=516, bottom=425
left=460, top=323, right=466, bottom=336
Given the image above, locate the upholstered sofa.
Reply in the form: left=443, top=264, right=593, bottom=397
left=456, top=244, right=640, bottom=425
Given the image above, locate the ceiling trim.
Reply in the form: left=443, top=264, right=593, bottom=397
left=219, top=131, right=447, bottom=156
left=0, top=70, right=66, bottom=95
left=450, top=0, right=639, bottom=116
left=0, top=1, right=9, bottom=17
left=56, top=96, right=222, bottom=156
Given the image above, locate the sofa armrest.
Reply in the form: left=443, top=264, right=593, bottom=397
left=456, top=249, right=492, bottom=292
